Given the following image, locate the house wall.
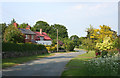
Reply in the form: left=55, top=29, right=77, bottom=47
left=36, top=40, right=52, bottom=45
left=25, top=35, right=36, bottom=43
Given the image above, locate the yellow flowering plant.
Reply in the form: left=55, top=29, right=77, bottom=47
left=96, top=36, right=113, bottom=51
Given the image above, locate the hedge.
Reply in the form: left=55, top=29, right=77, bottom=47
left=2, top=42, right=48, bottom=58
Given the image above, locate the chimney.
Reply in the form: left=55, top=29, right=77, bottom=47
left=26, top=25, right=31, bottom=30
left=40, top=29, right=42, bottom=34
left=13, top=23, right=17, bottom=28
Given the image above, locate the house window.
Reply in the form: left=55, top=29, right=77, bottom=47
left=25, top=35, right=29, bottom=39
left=31, top=35, right=34, bottom=39
left=40, top=36, right=44, bottom=40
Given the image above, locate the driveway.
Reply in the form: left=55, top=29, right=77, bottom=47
left=2, top=49, right=86, bottom=76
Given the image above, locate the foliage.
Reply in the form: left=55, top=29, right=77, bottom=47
left=84, top=56, right=119, bottom=76
left=0, top=23, right=7, bottom=40
left=45, top=45, right=57, bottom=52
left=2, top=42, right=46, bottom=52
left=90, top=25, right=117, bottom=43
left=79, top=37, right=86, bottom=45
left=107, top=48, right=118, bottom=56
left=82, top=38, right=95, bottom=51
left=18, top=23, right=28, bottom=28
left=86, top=25, right=94, bottom=38
left=34, top=21, right=50, bottom=33
left=112, top=37, right=120, bottom=49
left=34, top=21, right=68, bottom=39
left=70, top=35, right=80, bottom=46
left=50, top=24, right=68, bottom=39
left=64, top=41, right=75, bottom=51
left=62, top=51, right=119, bottom=76
left=3, top=25, right=24, bottom=43
left=10, top=18, right=16, bottom=25
left=96, top=36, right=114, bottom=51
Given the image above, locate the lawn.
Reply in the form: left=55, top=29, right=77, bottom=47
left=2, top=53, right=54, bottom=69
left=61, top=50, right=120, bottom=76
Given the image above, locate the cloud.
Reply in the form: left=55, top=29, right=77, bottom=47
left=72, top=4, right=86, bottom=10
left=65, top=2, right=117, bottom=18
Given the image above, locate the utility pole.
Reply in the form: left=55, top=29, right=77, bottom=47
left=57, top=29, right=59, bottom=52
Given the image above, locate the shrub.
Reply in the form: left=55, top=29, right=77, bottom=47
left=46, top=46, right=51, bottom=51
left=65, top=41, right=75, bottom=51
left=45, top=45, right=57, bottom=52
left=107, top=48, right=118, bottom=57
left=3, top=25, right=24, bottom=43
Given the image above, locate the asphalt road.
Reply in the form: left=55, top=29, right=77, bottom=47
left=2, top=49, right=86, bottom=76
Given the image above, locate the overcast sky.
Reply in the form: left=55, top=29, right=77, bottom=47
left=0, top=0, right=119, bottom=37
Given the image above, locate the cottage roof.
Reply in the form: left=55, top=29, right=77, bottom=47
left=18, top=28, right=36, bottom=35
left=34, top=32, right=52, bottom=40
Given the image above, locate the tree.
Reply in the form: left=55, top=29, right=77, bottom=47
left=79, top=37, right=86, bottom=45
left=96, top=36, right=114, bottom=57
left=0, top=23, right=7, bottom=40
left=3, top=25, right=24, bottom=43
left=34, top=21, right=50, bottom=33
left=10, top=18, right=16, bottom=25
left=90, top=25, right=117, bottom=43
left=70, top=35, right=79, bottom=46
left=86, top=25, right=94, bottom=38
left=51, top=24, right=68, bottom=39
left=82, top=38, right=95, bottom=52
left=19, top=23, right=28, bottom=28
left=33, top=21, right=68, bottom=39
left=63, top=39, right=75, bottom=51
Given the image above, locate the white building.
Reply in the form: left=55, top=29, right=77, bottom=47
left=34, top=29, right=52, bottom=45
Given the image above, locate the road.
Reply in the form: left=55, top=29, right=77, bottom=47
left=2, top=49, right=86, bottom=76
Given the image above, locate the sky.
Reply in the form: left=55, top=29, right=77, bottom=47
left=0, top=0, right=119, bottom=37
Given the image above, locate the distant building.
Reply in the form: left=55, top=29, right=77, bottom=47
left=34, top=29, right=52, bottom=45
left=13, top=23, right=52, bottom=45
left=13, top=23, right=36, bottom=43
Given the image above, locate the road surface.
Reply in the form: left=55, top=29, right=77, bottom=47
left=2, top=49, right=86, bottom=76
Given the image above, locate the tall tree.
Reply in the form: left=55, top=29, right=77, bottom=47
left=90, top=25, right=117, bottom=43
left=10, top=18, right=16, bottom=25
left=34, top=21, right=50, bottom=33
left=4, top=25, right=24, bottom=43
left=19, top=23, right=28, bottom=28
left=0, top=23, right=7, bottom=40
left=51, top=24, right=68, bottom=39
left=86, top=25, right=94, bottom=38
left=70, top=35, right=79, bottom=46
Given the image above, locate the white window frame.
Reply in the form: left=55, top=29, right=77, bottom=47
left=31, top=35, right=34, bottom=39
left=25, top=35, right=29, bottom=39
left=40, top=36, right=44, bottom=40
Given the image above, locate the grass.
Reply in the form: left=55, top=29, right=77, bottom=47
left=61, top=50, right=120, bottom=76
left=61, top=51, right=95, bottom=76
left=2, top=53, right=54, bottom=69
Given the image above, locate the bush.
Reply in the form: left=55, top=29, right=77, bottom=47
left=65, top=41, right=75, bottom=51
left=107, top=48, right=118, bottom=57
left=45, top=45, right=57, bottom=52
left=3, top=25, right=24, bottom=43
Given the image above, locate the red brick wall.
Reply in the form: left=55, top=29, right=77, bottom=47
left=24, top=35, right=35, bottom=43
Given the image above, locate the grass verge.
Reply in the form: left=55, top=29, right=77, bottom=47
left=61, top=50, right=95, bottom=76
left=2, top=53, right=54, bottom=69
left=61, top=50, right=120, bottom=76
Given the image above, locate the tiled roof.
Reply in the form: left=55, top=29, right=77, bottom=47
left=18, top=28, right=36, bottom=35
left=34, top=32, right=52, bottom=40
